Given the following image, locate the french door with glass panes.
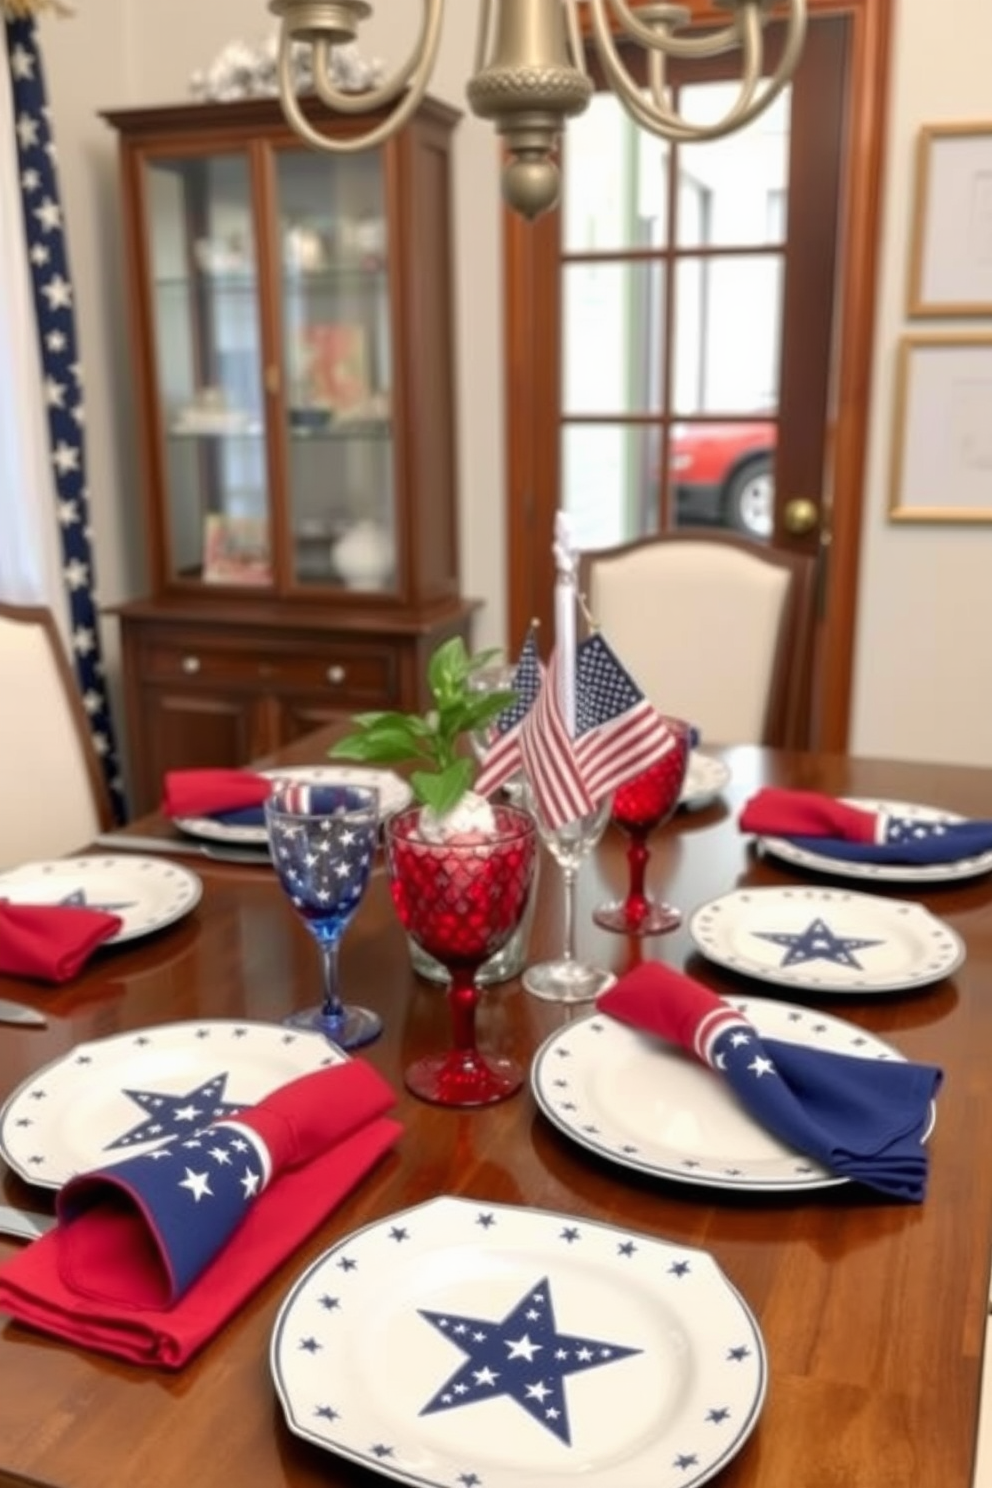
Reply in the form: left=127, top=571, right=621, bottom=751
left=505, top=5, right=888, bottom=749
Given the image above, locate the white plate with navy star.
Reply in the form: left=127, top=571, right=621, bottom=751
left=270, top=1195, right=766, bottom=1488
left=0, top=855, right=202, bottom=945
left=0, top=1019, right=345, bottom=1189
left=173, top=766, right=413, bottom=846
left=532, top=997, right=924, bottom=1192
left=757, top=796, right=992, bottom=884
left=688, top=886, right=965, bottom=994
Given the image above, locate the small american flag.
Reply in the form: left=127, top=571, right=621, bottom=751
left=572, top=632, right=676, bottom=801
left=516, top=633, right=675, bottom=831
left=473, top=627, right=543, bottom=799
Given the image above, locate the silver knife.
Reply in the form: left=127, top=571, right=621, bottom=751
left=0, top=999, right=47, bottom=1028
left=0, top=1205, right=55, bottom=1241
left=91, top=832, right=272, bottom=866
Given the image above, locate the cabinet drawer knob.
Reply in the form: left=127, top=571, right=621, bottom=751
left=326, top=664, right=347, bottom=685
left=181, top=655, right=201, bottom=675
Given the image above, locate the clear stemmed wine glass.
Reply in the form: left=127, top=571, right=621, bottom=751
left=385, top=802, right=536, bottom=1107
left=521, top=784, right=615, bottom=1003
left=593, top=719, right=692, bottom=935
left=264, top=780, right=382, bottom=1048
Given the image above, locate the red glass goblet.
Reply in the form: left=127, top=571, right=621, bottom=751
left=593, top=720, right=691, bottom=935
left=384, top=803, right=536, bottom=1107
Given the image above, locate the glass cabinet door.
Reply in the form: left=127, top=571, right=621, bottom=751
left=145, top=151, right=270, bottom=587
left=274, top=147, right=395, bottom=593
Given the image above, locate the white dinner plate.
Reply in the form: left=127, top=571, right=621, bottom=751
left=173, top=765, right=413, bottom=845
left=271, top=1196, right=766, bottom=1488
left=757, top=796, right=992, bottom=884
left=0, top=855, right=201, bottom=946
left=0, top=1019, right=345, bottom=1189
left=679, top=750, right=731, bottom=812
left=531, top=995, right=923, bottom=1192
left=688, top=886, right=965, bottom=994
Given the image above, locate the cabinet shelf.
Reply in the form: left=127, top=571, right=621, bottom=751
left=153, top=266, right=387, bottom=293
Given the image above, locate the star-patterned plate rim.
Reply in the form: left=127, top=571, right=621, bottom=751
left=678, top=750, right=731, bottom=813
left=0, top=855, right=202, bottom=945
left=173, top=766, right=413, bottom=845
left=270, top=1195, right=767, bottom=1488
left=687, top=885, right=965, bottom=994
left=758, top=796, right=992, bottom=884
left=531, top=996, right=933, bottom=1193
left=0, top=1018, right=346, bottom=1190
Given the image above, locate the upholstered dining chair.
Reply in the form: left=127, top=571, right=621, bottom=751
left=0, top=602, right=113, bottom=871
left=578, top=530, right=816, bottom=747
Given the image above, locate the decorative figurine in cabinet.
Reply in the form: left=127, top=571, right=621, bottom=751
left=102, top=94, right=475, bottom=812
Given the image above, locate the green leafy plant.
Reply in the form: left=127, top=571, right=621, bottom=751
left=328, top=638, right=517, bottom=818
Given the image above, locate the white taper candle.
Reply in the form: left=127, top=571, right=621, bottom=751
left=553, top=510, right=577, bottom=737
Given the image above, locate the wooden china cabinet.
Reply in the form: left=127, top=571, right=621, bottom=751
left=103, top=95, right=475, bottom=814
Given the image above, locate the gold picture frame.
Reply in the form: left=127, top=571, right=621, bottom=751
left=889, top=332, right=992, bottom=523
left=908, top=122, right=992, bottom=317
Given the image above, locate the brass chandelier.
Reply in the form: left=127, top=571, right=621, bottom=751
left=269, top=0, right=808, bottom=220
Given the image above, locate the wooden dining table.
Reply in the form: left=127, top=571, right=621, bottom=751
left=0, top=728, right=990, bottom=1488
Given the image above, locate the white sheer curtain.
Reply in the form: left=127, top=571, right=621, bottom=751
left=0, top=39, right=66, bottom=614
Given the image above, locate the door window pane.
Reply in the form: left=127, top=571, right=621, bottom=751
left=675, top=83, right=791, bottom=248
left=561, top=423, right=657, bottom=549
left=562, top=260, right=665, bottom=416
left=562, top=93, right=670, bottom=252
left=673, top=254, right=783, bottom=415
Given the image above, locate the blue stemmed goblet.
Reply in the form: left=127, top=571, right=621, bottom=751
left=264, top=781, right=382, bottom=1048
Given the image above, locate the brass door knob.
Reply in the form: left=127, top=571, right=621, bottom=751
left=783, top=497, right=820, bottom=536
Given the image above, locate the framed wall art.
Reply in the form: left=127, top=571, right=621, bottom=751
left=889, top=333, right=992, bottom=522
left=908, top=122, right=992, bottom=316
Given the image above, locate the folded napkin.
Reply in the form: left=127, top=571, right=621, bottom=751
left=0, top=1059, right=401, bottom=1366
left=597, top=963, right=942, bottom=1201
left=739, top=786, right=992, bottom=866
left=162, top=768, right=271, bottom=822
left=0, top=902, right=122, bottom=984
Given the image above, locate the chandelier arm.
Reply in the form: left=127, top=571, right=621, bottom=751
left=588, top=0, right=805, bottom=143
left=586, top=0, right=754, bottom=138
left=604, top=0, right=743, bottom=58
left=474, top=0, right=494, bottom=74
left=276, top=29, right=434, bottom=152
left=563, top=0, right=590, bottom=79
left=303, top=0, right=444, bottom=115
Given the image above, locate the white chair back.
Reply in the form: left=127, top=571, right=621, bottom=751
left=0, top=604, right=110, bottom=870
left=582, top=534, right=813, bottom=746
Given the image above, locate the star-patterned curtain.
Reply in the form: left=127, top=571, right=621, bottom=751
left=3, top=14, right=126, bottom=822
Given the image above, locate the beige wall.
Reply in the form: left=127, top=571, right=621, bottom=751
left=850, top=0, right=992, bottom=767
left=36, top=3, right=992, bottom=769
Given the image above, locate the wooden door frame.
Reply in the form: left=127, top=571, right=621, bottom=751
left=503, top=0, right=893, bottom=752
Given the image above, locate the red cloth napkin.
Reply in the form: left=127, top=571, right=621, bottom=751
left=739, top=788, right=878, bottom=841
left=0, top=1059, right=401, bottom=1367
left=161, top=768, right=271, bottom=819
left=0, top=903, right=122, bottom=984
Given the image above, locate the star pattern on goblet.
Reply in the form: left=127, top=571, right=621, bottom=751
left=418, top=1275, right=641, bottom=1444
left=752, top=916, right=885, bottom=968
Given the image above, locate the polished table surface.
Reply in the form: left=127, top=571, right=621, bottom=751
left=1, top=733, right=991, bottom=1488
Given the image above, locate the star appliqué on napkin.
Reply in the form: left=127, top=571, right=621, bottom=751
left=418, top=1276, right=641, bottom=1444
left=103, top=1073, right=246, bottom=1153
left=752, top=916, right=884, bottom=969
